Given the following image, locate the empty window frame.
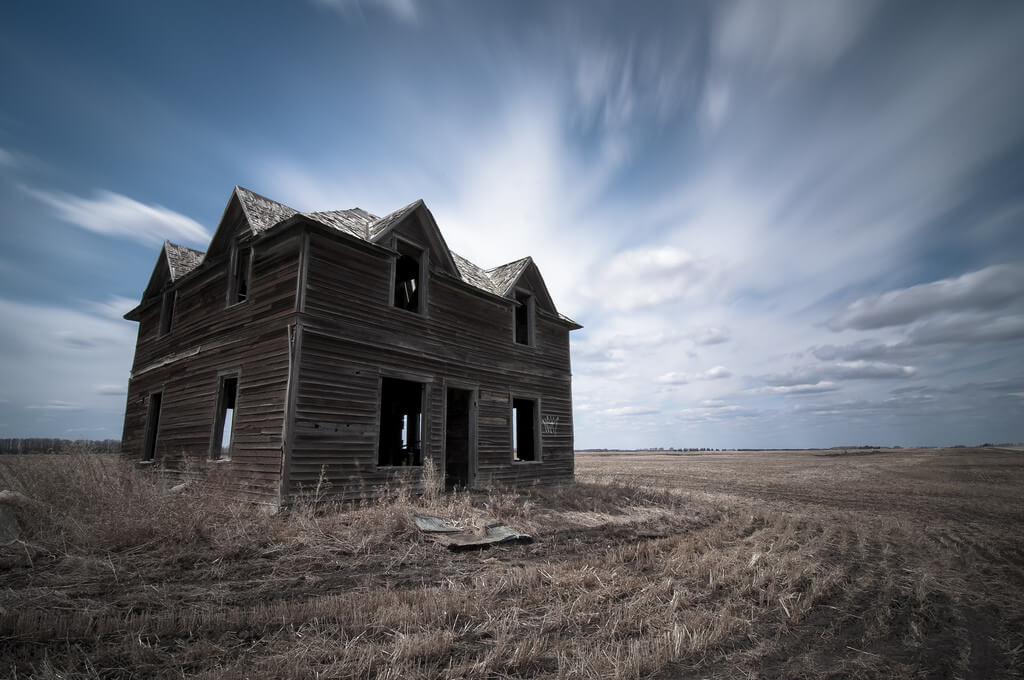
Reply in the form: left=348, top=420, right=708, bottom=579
left=512, top=397, right=539, bottom=462
left=514, top=290, right=534, bottom=345
left=210, top=374, right=239, bottom=460
left=392, top=241, right=424, bottom=313
left=378, top=377, right=424, bottom=466
left=142, top=391, right=163, bottom=462
left=228, top=245, right=251, bottom=305
left=159, top=290, right=176, bottom=335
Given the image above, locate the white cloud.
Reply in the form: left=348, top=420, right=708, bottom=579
left=656, top=365, right=731, bottom=385
left=0, top=297, right=135, bottom=435
left=88, top=296, right=141, bottom=322
left=752, top=382, right=839, bottom=395
left=26, top=401, right=82, bottom=411
left=589, top=246, right=718, bottom=311
left=763, top=361, right=916, bottom=387
left=692, top=327, right=730, bottom=346
left=0, top=147, right=18, bottom=168
left=599, top=405, right=660, bottom=417
left=22, top=186, right=209, bottom=247
left=828, top=265, right=1024, bottom=331
left=701, top=366, right=732, bottom=380
left=714, top=0, right=879, bottom=74
left=311, top=0, right=417, bottom=23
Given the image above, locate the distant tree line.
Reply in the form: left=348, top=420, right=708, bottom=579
left=0, top=439, right=121, bottom=454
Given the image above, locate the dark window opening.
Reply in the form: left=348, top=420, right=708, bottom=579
left=143, top=392, right=162, bottom=461
left=514, top=291, right=533, bottom=345
left=159, top=290, right=176, bottom=335
left=229, top=247, right=251, bottom=305
left=211, top=376, right=238, bottom=460
left=393, top=251, right=421, bottom=312
left=445, top=387, right=472, bottom=488
left=378, top=377, right=424, bottom=466
left=512, top=398, right=537, bottom=461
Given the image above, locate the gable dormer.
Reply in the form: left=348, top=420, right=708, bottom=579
left=126, top=241, right=204, bottom=325
left=369, top=200, right=460, bottom=280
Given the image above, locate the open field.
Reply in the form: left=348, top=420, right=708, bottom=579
left=1, top=447, right=1022, bottom=678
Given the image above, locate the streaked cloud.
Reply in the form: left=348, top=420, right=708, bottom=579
left=752, top=382, right=839, bottom=395
left=589, top=246, right=719, bottom=311
left=763, top=361, right=916, bottom=387
left=311, top=0, right=417, bottom=23
left=828, top=265, right=1024, bottom=331
left=21, top=186, right=209, bottom=247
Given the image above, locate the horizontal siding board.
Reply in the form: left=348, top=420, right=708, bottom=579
left=291, top=230, right=576, bottom=498
left=121, top=233, right=301, bottom=503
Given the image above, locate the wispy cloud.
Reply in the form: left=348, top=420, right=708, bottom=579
left=588, top=246, right=719, bottom=312
left=599, top=405, right=660, bottom=417
left=21, top=186, right=209, bottom=246
left=751, top=382, right=839, bottom=395
left=0, top=147, right=19, bottom=168
left=311, top=0, right=418, bottom=23
left=26, top=400, right=82, bottom=411
left=763, top=361, right=916, bottom=387
left=828, top=265, right=1024, bottom=331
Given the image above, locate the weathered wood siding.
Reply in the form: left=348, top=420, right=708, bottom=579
left=121, top=233, right=301, bottom=502
left=289, top=228, right=575, bottom=497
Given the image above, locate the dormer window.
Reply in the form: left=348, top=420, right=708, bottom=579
left=393, top=240, right=425, bottom=314
left=514, top=290, right=534, bottom=345
left=228, top=245, right=251, bottom=306
left=159, top=289, right=176, bottom=336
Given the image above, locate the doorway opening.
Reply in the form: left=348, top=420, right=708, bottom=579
left=445, top=387, right=473, bottom=488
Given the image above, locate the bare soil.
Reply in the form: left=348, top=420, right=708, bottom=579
left=1, top=447, right=1022, bottom=678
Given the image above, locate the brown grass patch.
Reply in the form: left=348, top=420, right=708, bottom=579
left=1, top=447, right=1022, bottom=678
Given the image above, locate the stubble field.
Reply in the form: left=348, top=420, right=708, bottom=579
left=1, top=446, right=1022, bottom=678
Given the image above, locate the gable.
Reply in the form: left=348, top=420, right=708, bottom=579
left=141, top=249, right=172, bottom=300
left=125, top=185, right=580, bottom=328
left=205, top=187, right=301, bottom=262
left=369, top=201, right=460, bottom=279
left=140, top=242, right=205, bottom=300
left=503, top=259, right=557, bottom=316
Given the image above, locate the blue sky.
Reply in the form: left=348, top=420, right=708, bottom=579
left=1, top=0, right=1023, bottom=448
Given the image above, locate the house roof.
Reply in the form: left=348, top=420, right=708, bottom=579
left=486, top=257, right=532, bottom=296
left=232, top=188, right=559, bottom=304
left=164, top=242, right=205, bottom=281
left=132, top=187, right=580, bottom=327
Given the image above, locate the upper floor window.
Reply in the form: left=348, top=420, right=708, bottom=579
left=393, top=241, right=425, bottom=314
left=159, top=290, right=176, bottom=336
left=228, top=245, right=251, bottom=306
left=514, top=290, right=534, bottom=345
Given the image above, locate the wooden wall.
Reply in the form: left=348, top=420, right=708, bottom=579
left=121, top=233, right=302, bottom=502
left=288, top=227, right=576, bottom=498
left=122, top=211, right=579, bottom=504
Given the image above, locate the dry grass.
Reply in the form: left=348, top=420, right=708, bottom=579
left=1, top=447, right=1022, bottom=678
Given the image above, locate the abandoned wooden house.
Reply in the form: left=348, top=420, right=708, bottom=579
left=121, top=186, right=581, bottom=503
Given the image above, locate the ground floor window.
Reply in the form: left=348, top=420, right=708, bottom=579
left=378, top=377, right=424, bottom=466
left=211, top=375, right=238, bottom=460
left=512, top=397, right=539, bottom=462
left=143, top=391, right=162, bottom=461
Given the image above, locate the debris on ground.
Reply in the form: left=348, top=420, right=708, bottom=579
left=413, top=512, right=533, bottom=550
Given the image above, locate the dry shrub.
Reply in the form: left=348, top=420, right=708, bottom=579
left=0, top=449, right=257, bottom=553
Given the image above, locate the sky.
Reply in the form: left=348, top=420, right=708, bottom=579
left=1, top=0, right=1023, bottom=449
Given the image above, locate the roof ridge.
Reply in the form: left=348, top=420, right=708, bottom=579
left=368, top=198, right=424, bottom=238
left=484, top=255, right=531, bottom=273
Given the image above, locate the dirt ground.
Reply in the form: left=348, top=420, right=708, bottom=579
left=1, top=447, right=1022, bottom=678
left=578, top=447, right=1024, bottom=678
